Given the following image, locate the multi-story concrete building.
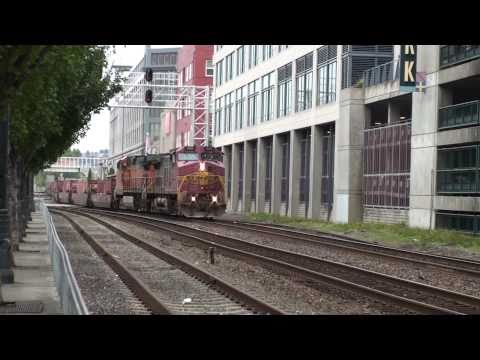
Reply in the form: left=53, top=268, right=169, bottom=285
left=109, top=47, right=179, bottom=166
left=176, top=45, right=214, bottom=147
left=213, top=45, right=480, bottom=234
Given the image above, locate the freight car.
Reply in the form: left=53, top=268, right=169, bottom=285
left=49, top=145, right=226, bottom=217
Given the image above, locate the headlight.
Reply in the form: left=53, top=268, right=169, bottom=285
left=212, top=195, right=218, bottom=203
left=199, top=162, right=206, bottom=171
left=191, top=196, right=196, bottom=202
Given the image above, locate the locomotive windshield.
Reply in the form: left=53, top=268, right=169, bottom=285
left=178, top=153, right=199, bottom=161
left=200, top=152, right=223, bottom=162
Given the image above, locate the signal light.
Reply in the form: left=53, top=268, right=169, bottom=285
left=145, top=68, right=153, bottom=82
left=145, top=89, right=153, bottom=104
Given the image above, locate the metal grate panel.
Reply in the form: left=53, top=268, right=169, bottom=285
left=0, top=301, right=44, bottom=314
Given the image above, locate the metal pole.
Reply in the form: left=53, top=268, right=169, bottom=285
left=0, top=105, right=14, bottom=283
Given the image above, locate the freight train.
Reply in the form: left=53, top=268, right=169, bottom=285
left=47, top=145, right=227, bottom=217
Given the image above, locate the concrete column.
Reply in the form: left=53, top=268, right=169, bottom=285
left=388, top=103, right=401, bottom=124
left=333, top=88, right=366, bottom=223
left=243, top=141, right=253, bottom=214
left=256, top=137, right=266, bottom=212
left=222, top=146, right=232, bottom=211
left=288, top=130, right=301, bottom=217
left=231, top=143, right=240, bottom=212
left=308, top=125, right=323, bottom=219
left=409, top=46, right=441, bottom=229
left=271, top=133, right=282, bottom=215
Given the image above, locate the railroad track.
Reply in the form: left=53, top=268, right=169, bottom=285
left=50, top=209, right=284, bottom=315
left=67, top=207, right=480, bottom=315
left=196, top=218, right=480, bottom=277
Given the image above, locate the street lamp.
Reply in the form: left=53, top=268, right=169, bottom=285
left=0, top=105, right=14, bottom=283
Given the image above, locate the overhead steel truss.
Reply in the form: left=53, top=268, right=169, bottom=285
left=109, top=72, right=213, bottom=146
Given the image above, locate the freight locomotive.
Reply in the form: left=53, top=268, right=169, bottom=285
left=48, top=145, right=226, bottom=217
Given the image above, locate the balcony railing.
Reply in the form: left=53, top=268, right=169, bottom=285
left=438, top=100, right=480, bottom=130
left=440, top=45, right=480, bottom=68
left=363, top=59, right=399, bottom=88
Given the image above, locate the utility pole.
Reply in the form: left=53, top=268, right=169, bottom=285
left=0, top=105, right=14, bottom=283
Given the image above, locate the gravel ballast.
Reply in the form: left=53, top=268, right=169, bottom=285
left=96, top=214, right=414, bottom=314
left=183, top=221, right=480, bottom=299
left=52, top=214, right=150, bottom=315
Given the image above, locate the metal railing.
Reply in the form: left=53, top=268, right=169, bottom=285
left=38, top=199, right=88, bottom=315
left=440, top=45, right=480, bottom=69
left=363, top=59, right=399, bottom=88
left=438, top=100, right=480, bottom=130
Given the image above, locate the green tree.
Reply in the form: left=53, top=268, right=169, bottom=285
left=0, top=45, right=122, bottom=249
left=63, top=148, right=82, bottom=157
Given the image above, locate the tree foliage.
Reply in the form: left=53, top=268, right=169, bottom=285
left=62, top=148, right=82, bottom=157
left=0, top=45, right=122, bottom=173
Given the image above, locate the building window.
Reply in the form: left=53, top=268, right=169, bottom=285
left=436, top=211, right=479, bottom=234
left=317, top=45, right=337, bottom=105
left=224, top=93, right=233, bottom=133
left=251, top=143, right=257, bottom=201
left=277, top=63, right=292, bottom=117
left=296, top=52, right=313, bottom=112
left=214, top=99, right=220, bottom=136
left=185, top=63, right=193, bottom=82
left=265, top=138, right=273, bottom=204
left=205, top=59, right=214, bottom=77
left=247, top=80, right=258, bottom=127
left=281, top=138, right=290, bottom=203
left=263, top=45, right=273, bottom=61
left=299, top=130, right=311, bottom=205
left=235, top=86, right=246, bottom=130
left=219, top=97, right=224, bottom=135
left=248, top=45, right=261, bottom=69
left=437, top=144, right=479, bottom=194
left=261, top=72, right=274, bottom=122
left=225, top=52, right=234, bottom=82
left=215, top=60, right=223, bottom=87
left=236, top=46, right=245, bottom=75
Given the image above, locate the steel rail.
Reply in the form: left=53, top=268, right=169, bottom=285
left=54, top=208, right=283, bottom=315
left=191, top=218, right=480, bottom=277
left=72, top=208, right=473, bottom=315
left=50, top=209, right=171, bottom=315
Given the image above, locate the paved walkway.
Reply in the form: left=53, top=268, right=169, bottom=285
left=1, top=210, right=62, bottom=315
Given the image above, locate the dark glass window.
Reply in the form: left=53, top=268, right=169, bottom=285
left=436, top=211, right=478, bottom=234
left=281, top=138, right=290, bottom=203
left=251, top=143, right=257, bottom=200
left=296, top=53, right=313, bottom=112
left=265, top=139, right=273, bottom=202
left=437, top=144, right=479, bottom=194
left=261, top=72, right=274, bottom=122
left=277, top=63, right=292, bottom=117
left=238, top=145, right=244, bottom=200
left=236, top=46, right=245, bottom=75
left=299, top=130, right=311, bottom=204
left=321, top=128, right=335, bottom=204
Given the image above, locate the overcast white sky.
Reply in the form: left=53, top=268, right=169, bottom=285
left=75, top=45, right=181, bottom=153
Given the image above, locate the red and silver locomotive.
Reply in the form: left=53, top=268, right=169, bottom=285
left=48, top=145, right=226, bottom=217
